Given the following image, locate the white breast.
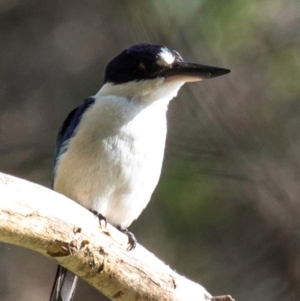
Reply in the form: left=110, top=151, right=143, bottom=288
left=54, top=78, right=184, bottom=228
left=54, top=96, right=168, bottom=228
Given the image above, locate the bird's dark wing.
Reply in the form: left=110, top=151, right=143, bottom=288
left=50, top=98, right=95, bottom=301
left=54, top=97, right=95, bottom=167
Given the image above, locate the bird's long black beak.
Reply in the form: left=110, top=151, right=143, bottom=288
left=164, top=61, right=230, bottom=82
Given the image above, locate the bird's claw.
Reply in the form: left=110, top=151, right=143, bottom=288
left=116, top=226, right=137, bottom=251
left=89, top=209, right=107, bottom=227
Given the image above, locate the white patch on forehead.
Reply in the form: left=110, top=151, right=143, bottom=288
left=157, top=48, right=175, bottom=66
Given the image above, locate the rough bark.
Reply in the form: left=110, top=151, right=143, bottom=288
left=0, top=172, right=234, bottom=301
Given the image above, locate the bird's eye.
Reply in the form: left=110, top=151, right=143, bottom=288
left=138, top=61, right=146, bottom=71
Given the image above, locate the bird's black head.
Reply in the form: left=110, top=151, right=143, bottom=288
left=104, top=44, right=183, bottom=84
left=104, top=44, right=230, bottom=85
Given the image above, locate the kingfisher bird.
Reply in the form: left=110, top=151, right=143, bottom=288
left=50, top=43, right=230, bottom=301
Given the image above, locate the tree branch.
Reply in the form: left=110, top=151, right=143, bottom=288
left=0, top=172, right=234, bottom=301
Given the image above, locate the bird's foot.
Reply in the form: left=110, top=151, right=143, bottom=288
left=89, top=209, right=107, bottom=227
left=116, top=226, right=137, bottom=251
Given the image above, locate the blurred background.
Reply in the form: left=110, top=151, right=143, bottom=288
left=1, top=0, right=300, bottom=300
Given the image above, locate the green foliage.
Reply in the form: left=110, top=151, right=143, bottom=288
left=267, top=48, right=300, bottom=99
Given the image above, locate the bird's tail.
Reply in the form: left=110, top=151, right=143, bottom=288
left=49, top=265, right=78, bottom=301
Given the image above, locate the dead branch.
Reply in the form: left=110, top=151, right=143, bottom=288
left=0, top=172, right=234, bottom=301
